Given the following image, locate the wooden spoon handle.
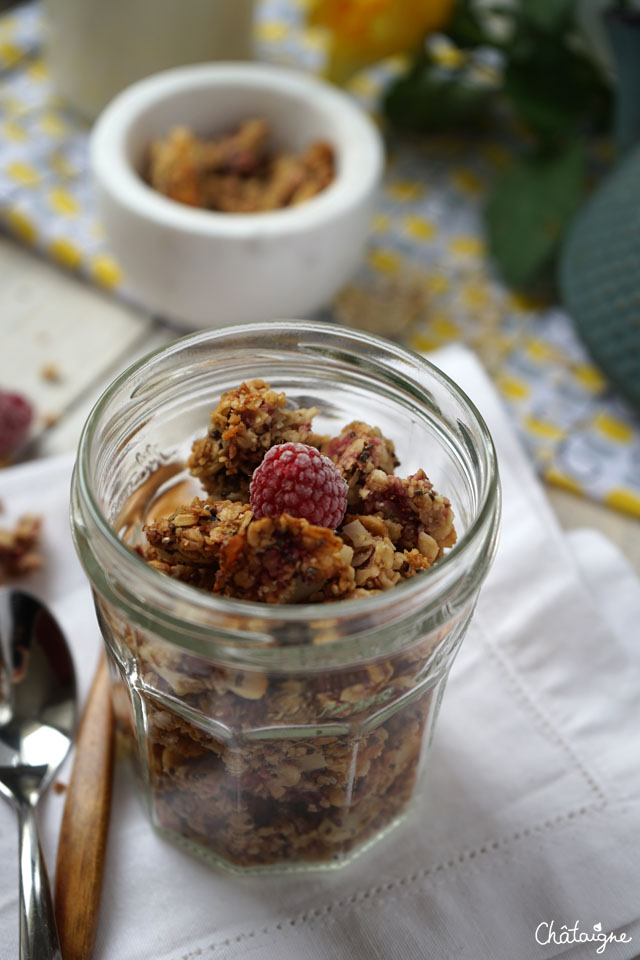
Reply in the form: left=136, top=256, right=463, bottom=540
left=54, top=652, right=115, bottom=960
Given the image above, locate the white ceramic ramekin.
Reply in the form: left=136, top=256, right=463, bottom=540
left=90, top=62, right=384, bottom=329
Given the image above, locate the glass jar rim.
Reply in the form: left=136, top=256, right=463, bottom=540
left=72, top=321, right=500, bottom=646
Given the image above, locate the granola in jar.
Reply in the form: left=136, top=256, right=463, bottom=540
left=100, top=378, right=460, bottom=868
left=146, top=379, right=455, bottom=601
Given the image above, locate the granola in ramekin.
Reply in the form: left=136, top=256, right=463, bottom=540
left=146, top=119, right=335, bottom=213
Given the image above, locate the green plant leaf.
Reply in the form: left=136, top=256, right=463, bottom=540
left=447, top=0, right=494, bottom=47
left=383, top=63, right=496, bottom=133
left=486, top=139, right=584, bottom=288
left=520, top=0, right=575, bottom=33
left=504, top=38, right=612, bottom=141
left=504, top=56, right=576, bottom=139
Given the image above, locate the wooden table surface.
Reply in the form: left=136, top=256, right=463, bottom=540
left=2, top=233, right=639, bottom=576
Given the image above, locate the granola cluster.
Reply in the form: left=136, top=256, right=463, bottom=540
left=110, top=380, right=458, bottom=869
left=146, top=119, right=335, bottom=213
left=146, top=380, right=456, bottom=605
left=0, top=514, right=42, bottom=583
left=187, top=379, right=321, bottom=501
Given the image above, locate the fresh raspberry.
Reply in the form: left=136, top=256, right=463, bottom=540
left=0, top=390, right=33, bottom=459
left=250, top=442, right=348, bottom=530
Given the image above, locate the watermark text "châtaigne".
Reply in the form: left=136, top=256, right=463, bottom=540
left=535, top=920, right=632, bottom=955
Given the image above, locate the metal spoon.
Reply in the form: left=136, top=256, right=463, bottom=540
left=0, top=589, right=77, bottom=960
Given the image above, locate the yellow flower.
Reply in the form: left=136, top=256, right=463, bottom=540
left=309, top=0, right=454, bottom=83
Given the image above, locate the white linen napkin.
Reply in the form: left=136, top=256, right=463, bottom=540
left=0, top=345, right=638, bottom=960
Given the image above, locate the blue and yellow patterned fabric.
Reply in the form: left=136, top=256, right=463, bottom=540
left=1, top=1, right=639, bottom=516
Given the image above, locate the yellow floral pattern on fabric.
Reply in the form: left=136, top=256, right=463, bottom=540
left=543, top=467, right=584, bottom=496
left=6, top=207, right=36, bottom=244
left=48, top=187, right=78, bottom=216
left=604, top=489, right=640, bottom=516
left=91, top=254, right=123, bottom=289
left=49, top=236, right=82, bottom=269
left=495, top=374, right=530, bottom=402
left=6, top=159, right=39, bottom=184
left=0, top=1, right=639, bottom=518
left=592, top=413, right=633, bottom=444
left=403, top=215, right=437, bottom=242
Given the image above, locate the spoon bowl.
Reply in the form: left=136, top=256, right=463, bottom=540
left=0, top=588, right=77, bottom=959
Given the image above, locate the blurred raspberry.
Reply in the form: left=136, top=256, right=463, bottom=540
left=0, top=390, right=33, bottom=459
left=250, top=442, right=348, bottom=530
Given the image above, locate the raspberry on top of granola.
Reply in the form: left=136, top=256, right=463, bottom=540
left=250, top=442, right=348, bottom=530
left=144, top=379, right=456, bottom=604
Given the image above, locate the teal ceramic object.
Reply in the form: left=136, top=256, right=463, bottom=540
left=560, top=9, right=640, bottom=413
left=560, top=142, right=640, bottom=411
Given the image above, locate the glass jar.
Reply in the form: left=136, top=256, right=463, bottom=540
left=70, top=321, right=500, bottom=873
